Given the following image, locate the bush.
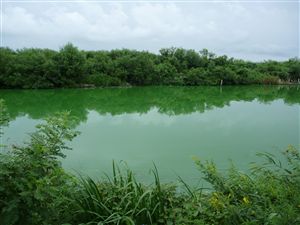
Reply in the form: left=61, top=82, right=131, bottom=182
left=174, top=146, right=300, bottom=225
left=0, top=99, right=9, bottom=137
left=0, top=112, right=79, bottom=225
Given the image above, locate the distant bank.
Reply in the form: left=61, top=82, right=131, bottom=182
left=1, top=43, right=299, bottom=89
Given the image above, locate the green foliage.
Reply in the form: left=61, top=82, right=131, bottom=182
left=75, top=162, right=176, bottom=225
left=1, top=45, right=299, bottom=88
left=153, top=62, right=180, bottom=85
left=0, top=99, right=9, bottom=137
left=73, top=147, right=300, bottom=225
left=56, top=43, right=86, bottom=86
left=0, top=112, right=79, bottom=225
left=287, top=58, right=300, bottom=81
left=182, top=146, right=300, bottom=225
left=87, top=73, right=122, bottom=87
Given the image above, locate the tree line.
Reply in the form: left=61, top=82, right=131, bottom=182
left=0, top=43, right=299, bottom=88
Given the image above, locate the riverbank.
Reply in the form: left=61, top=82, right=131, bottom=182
left=1, top=44, right=299, bottom=89
left=0, top=82, right=299, bottom=90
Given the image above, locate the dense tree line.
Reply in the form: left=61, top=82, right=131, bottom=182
left=0, top=43, right=299, bottom=88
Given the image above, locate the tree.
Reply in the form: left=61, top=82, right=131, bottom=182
left=56, top=43, right=86, bottom=86
left=287, top=58, right=300, bottom=82
left=184, top=68, right=208, bottom=85
left=0, top=48, right=15, bottom=87
left=0, top=44, right=298, bottom=88
left=154, top=62, right=179, bottom=85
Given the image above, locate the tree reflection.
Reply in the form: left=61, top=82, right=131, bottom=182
left=1, top=85, right=299, bottom=125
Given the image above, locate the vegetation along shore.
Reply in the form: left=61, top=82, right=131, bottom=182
left=1, top=43, right=299, bottom=89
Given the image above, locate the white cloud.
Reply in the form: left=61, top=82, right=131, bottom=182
left=2, top=2, right=299, bottom=60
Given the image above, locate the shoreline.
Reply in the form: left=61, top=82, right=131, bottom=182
left=0, top=82, right=299, bottom=90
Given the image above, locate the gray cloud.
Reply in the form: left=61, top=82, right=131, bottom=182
left=2, top=1, right=299, bottom=61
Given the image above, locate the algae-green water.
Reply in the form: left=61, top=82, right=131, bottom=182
left=1, top=86, right=299, bottom=184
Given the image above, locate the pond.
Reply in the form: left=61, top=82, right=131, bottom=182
left=1, top=86, right=299, bottom=185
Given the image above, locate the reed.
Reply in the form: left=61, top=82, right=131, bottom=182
left=75, top=161, right=177, bottom=224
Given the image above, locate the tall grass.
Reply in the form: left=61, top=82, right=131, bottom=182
left=75, top=161, right=177, bottom=225
left=74, top=146, right=300, bottom=225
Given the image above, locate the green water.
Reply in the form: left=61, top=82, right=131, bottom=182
left=1, top=86, right=299, bottom=184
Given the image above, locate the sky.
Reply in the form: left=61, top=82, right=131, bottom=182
left=1, top=0, right=299, bottom=61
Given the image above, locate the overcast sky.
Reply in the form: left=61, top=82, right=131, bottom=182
left=1, top=0, right=299, bottom=61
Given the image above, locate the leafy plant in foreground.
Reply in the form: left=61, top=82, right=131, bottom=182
left=0, top=99, right=9, bottom=138
left=0, top=112, right=80, bottom=225
left=182, top=146, right=300, bottom=225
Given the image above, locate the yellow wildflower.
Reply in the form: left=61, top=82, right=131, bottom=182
left=209, top=192, right=224, bottom=209
left=243, top=196, right=250, bottom=204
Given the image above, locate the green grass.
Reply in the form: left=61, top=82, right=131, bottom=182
left=75, top=162, right=176, bottom=225
left=73, top=146, right=300, bottom=225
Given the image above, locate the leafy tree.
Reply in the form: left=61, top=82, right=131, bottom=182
left=0, top=48, right=16, bottom=88
left=56, top=43, right=86, bottom=86
left=287, top=58, right=300, bottom=81
left=154, top=62, right=178, bottom=85
left=184, top=68, right=208, bottom=85
left=258, top=60, right=289, bottom=81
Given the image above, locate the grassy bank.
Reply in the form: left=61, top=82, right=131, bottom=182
left=0, top=104, right=299, bottom=225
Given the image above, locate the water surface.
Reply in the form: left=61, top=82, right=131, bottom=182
left=1, top=86, right=299, bottom=185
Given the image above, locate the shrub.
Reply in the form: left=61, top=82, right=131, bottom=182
left=175, top=146, right=300, bottom=225
left=0, top=112, right=80, bottom=225
left=0, top=99, right=9, bottom=137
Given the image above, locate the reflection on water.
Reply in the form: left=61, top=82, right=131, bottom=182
left=1, top=86, right=299, bottom=184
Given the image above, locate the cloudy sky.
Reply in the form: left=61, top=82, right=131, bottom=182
left=1, top=0, right=299, bottom=61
